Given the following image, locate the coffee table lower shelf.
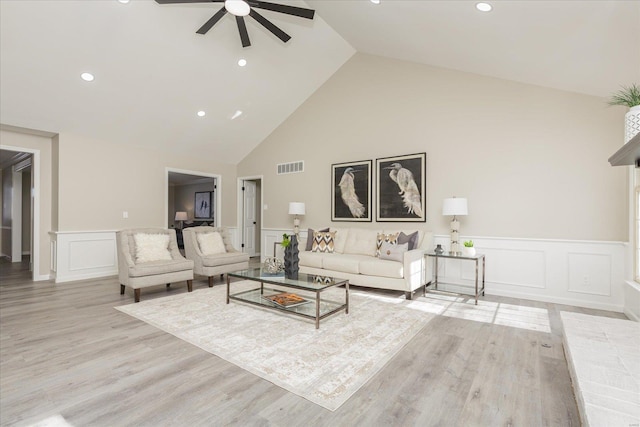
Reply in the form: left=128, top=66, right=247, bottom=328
left=229, top=287, right=348, bottom=329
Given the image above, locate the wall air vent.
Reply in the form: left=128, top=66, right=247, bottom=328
left=277, top=161, right=304, bottom=175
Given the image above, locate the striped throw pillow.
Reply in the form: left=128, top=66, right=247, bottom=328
left=311, top=231, right=336, bottom=253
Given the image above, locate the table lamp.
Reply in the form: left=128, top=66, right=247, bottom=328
left=442, top=197, right=468, bottom=256
left=288, top=202, right=305, bottom=236
left=175, top=211, right=188, bottom=229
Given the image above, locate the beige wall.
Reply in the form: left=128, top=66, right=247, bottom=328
left=0, top=129, right=54, bottom=277
left=238, top=53, right=627, bottom=241
left=56, top=132, right=237, bottom=230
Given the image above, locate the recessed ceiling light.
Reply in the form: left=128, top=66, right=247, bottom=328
left=476, top=2, right=492, bottom=12
left=370, top=0, right=380, bottom=4
left=118, top=0, right=130, bottom=4
left=230, top=110, right=243, bottom=120
left=225, top=0, right=250, bottom=17
left=238, top=59, right=247, bottom=67
left=197, top=111, right=206, bottom=117
left=80, top=72, right=94, bottom=82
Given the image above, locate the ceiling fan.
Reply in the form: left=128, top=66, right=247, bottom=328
left=155, top=0, right=315, bottom=48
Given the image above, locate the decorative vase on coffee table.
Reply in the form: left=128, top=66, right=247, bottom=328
left=284, top=235, right=299, bottom=279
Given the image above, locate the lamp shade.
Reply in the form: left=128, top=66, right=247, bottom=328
left=174, top=211, right=188, bottom=221
left=442, top=198, right=468, bottom=216
left=288, top=202, right=306, bottom=215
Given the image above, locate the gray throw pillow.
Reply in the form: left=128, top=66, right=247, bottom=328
left=305, top=227, right=329, bottom=251
left=397, top=231, right=419, bottom=250
left=379, top=242, right=408, bottom=262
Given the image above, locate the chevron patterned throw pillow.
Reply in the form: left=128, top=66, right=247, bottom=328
left=376, top=232, right=399, bottom=257
left=311, top=231, right=336, bottom=253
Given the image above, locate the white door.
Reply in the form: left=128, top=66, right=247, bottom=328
left=243, top=180, right=257, bottom=256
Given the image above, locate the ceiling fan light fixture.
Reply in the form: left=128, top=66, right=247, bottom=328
left=476, top=2, right=492, bottom=12
left=225, top=0, right=250, bottom=17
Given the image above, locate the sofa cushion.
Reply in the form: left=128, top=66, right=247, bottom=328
left=379, top=242, right=408, bottom=262
left=331, top=228, right=350, bottom=253
left=343, top=228, right=378, bottom=256
left=129, top=258, right=193, bottom=277
left=197, top=232, right=226, bottom=255
left=133, top=233, right=172, bottom=263
left=299, top=251, right=327, bottom=269
left=359, top=258, right=404, bottom=279
left=385, top=229, right=424, bottom=250
left=376, top=232, right=399, bottom=257
left=322, top=254, right=371, bottom=275
left=305, top=227, right=329, bottom=251
left=312, top=231, right=335, bottom=253
left=201, top=251, right=249, bottom=267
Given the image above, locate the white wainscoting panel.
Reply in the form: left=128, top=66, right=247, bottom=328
left=567, top=253, right=612, bottom=296
left=432, top=235, right=625, bottom=312
left=50, top=231, right=118, bottom=283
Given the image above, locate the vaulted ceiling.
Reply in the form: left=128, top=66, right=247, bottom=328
left=1, top=1, right=638, bottom=164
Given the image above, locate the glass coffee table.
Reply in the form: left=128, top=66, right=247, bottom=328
left=226, top=268, right=349, bottom=329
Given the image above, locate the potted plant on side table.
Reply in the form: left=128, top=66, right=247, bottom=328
left=462, top=240, right=476, bottom=257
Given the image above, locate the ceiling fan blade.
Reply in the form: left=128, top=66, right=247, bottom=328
left=236, top=16, right=251, bottom=47
left=249, top=9, right=290, bottom=43
left=251, top=1, right=315, bottom=20
left=156, top=0, right=223, bottom=4
left=196, top=8, right=227, bottom=34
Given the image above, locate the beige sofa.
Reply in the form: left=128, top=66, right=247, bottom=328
left=299, top=227, right=433, bottom=299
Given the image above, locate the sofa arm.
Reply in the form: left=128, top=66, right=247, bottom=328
left=403, top=249, right=426, bottom=290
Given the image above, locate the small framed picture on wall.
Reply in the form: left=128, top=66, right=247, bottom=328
left=194, top=191, right=212, bottom=219
left=331, top=159, right=373, bottom=222
left=376, top=153, right=426, bottom=222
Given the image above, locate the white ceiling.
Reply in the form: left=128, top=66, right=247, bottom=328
left=1, top=1, right=638, bottom=165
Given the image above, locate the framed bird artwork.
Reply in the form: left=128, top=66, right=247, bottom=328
left=331, top=160, right=373, bottom=222
left=376, top=153, right=426, bottom=222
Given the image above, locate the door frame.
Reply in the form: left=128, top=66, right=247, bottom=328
left=237, top=175, right=263, bottom=256
left=0, top=144, right=40, bottom=280
left=165, top=167, right=221, bottom=227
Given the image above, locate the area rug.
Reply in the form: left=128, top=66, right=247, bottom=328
left=115, top=282, right=434, bottom=411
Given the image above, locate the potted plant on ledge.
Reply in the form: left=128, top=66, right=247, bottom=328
left=608, top=83, right=640, bottom=143
left=462, top=240, right=476, bottom=257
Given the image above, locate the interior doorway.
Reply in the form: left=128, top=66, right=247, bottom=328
left=0, top=149, right=34, bottom=274
left=238, top=176, right=262, bottom=258
left=166, top=168, right=221, bottom=229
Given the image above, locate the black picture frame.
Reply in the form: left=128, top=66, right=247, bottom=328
left=376, top=153, right=426, bottom=222
left=331, top=160, right=373, bottom=222
left=194, top=191, right=212, bottom=219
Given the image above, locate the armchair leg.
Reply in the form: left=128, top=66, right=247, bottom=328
left=166, top=283, right=171, bottom=288
left=405, top=291, right=413, bottom=301
left=134, top=289, right=141, bottom=303
left=120, top=284, right=125, bottom=295
left=208, top=276, right=214, bottom=288
left=220, top=274, right=224, bottom=280
left=187, top=280, right=193, bottom=292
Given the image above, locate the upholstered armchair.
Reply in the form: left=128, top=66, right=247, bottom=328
left=116, top=228, right=194, bottom=302
left=183, top=226, right=250, bottom=287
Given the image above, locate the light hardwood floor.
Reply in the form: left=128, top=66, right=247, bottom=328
left=0, top=257, right=627, bottom=426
